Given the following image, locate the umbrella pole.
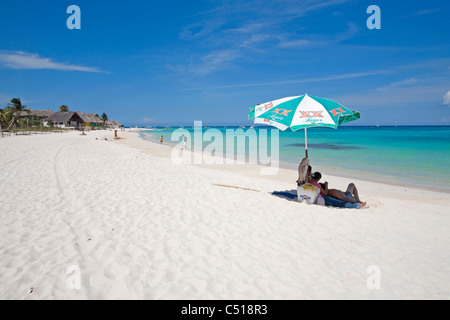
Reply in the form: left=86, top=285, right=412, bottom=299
left=305, top=128, right=308, bottom=158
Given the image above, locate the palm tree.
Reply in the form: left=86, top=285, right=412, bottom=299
left=0, top=109, right=6, bottom=125
left=0, top=109, right=7, bottom=133
left=6, top=98, right=28, bottom=132
left=59, top=105, right=70, bottom=112
left=100, top=113, right=108, bottom=126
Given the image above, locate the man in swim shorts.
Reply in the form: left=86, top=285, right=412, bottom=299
left=309, top=172, right=367, bottom=209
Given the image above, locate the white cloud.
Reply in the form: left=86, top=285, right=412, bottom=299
left=173, top=0, right=355, bottom=76
left=0, top=51, right=109, bottom=73
left=335, top=81, right=449, bottom=108
left=0, top=94, right=36, bottom=106
left=277, top=22, right=358, bottom=48
left=443, top=91, right=450, bottom=106
left=277, top=38, right=314, bottom=48
left=171, top=49, right=241, bottom=76
left=183, top=69, right=390, bottom=91
left=400, top=8, right=440, bottom=20
left=137, top=117, right=162, bottom=125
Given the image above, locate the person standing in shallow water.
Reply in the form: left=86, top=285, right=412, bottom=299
left=182, top=134, right=188, bottom=150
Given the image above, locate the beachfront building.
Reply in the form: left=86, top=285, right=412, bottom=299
left=45, top=112, right=84, bottom=129
left=14, top=109, right=121, bottom=130
left=78, top=112, right=102, bottom=129
left=105, top=120, right=122, bottom=129
left=18, top=109, right=54, bottom=120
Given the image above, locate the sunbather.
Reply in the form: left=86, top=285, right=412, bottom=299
left=308, top=172, right=327, bottom=196
left=309, top=172, right=367, bottom=209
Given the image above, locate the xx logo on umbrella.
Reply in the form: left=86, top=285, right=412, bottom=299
left=255, top=102, right=274, bottom=114
left=272, top=109, right=292, bottom=116
left=299, top=111, right=324, bottom=118
left=264, top=102, right=273, bottom=110
left=331, top=107, right=345, bottom=117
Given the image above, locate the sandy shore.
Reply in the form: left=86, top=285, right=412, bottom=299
left=0, top=130, right=449, bottom=300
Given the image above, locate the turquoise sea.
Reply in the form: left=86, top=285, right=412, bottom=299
left=140, top=126, right=450, bottom=192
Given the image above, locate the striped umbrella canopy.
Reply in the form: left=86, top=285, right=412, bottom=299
left=248, top=93, right=360, bottom=158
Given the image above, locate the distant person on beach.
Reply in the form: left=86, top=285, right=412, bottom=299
left=309, top=172, right=367, bottom=209
left=182, top=134, right=188, bottom=150
left=160, top=135, right=163, bottom=143
left=114, top=130, right=118, bottom=139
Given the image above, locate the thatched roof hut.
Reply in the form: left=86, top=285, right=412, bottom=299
left=105, top=120, right=122, bottom=128
left=78, top=112, right=102, bottom=127
left=78, top=112, right=101, bottom=123
left=45, top=112, right=84, bottom=128
left=19, top=109, right=54, bottom=119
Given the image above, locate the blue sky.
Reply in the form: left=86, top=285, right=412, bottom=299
left=0, top=0, right=449, bottom=126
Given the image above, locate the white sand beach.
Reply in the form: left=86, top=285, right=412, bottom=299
left=0, top=130, right=449, bottom=300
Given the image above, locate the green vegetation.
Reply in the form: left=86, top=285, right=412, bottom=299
left=0, top=98, right=121, bottom=136
left=100, top=112, right=108, bottom=125
left=59, top=105, right=70, bottom=112
left=5, top=98, right=28, bottom=132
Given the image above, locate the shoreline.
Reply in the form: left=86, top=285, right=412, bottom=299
left=132, top=130, right=449, bottom=194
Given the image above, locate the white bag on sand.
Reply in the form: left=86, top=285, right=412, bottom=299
left=317, top=195, right=325, bottom=206
left=297, top=183, right=320, bottom=205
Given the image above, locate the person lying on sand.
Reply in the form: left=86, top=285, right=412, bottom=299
left=309, top=172, right=367, bottom=209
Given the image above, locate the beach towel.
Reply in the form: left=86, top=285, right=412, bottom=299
left=271, top=190, right=297, bottom=201
left=323, top=196, right=360, bottom=209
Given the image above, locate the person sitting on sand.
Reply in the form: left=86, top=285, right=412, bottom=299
left=308, top=172, right=327, bottom=196
left=296, top=158, right=310, bottom=186
left=309, top=172, right=367, bottom=209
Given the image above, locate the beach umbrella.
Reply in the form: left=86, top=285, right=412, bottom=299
left=248, top=94, right=360, bottom=182
left=249, top=93, right=360, bottom=157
